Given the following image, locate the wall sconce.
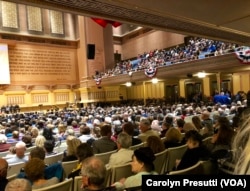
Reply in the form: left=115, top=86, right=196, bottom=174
left=152, top=78, right=158, bottom=84
left=126, top=82, right=132, bottom=87
left=197, top=72, right=206, bottom=78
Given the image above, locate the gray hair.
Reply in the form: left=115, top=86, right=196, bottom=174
left=5, top=179, right=31, bottom=191
left=117, top=132, right=132, bottom=148
left=81, top=157, right=106, bottom=187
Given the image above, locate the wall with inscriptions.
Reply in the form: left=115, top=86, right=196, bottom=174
left=8, top=44, right=78, bottom=84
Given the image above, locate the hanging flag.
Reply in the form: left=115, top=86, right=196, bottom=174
left=144, top=67, right=157, bottom=78
left=94, top=77, right=102, bottom=86
left=235, top=46, right=250, bottom=64
left=92, top=18, right=122, bottom=28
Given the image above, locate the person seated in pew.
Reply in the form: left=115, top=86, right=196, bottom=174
left=7, top=141, right=28, bottom=164
left=81, top=156, right=108, bottom=191
left=17, top=146, right=63, bottom=182
left=92, top=123, right=117, bottom=154
left=68, top=143, right=94, bottom=179
left=5, top=178, right=32, bottom=191
left=175, top=130, right=211, bottom=171
left=0, top=158, right=9, bottom=191
left=163, top=127, right=184, bottom=149
left=44, top=140, right=57, bottom=156
left=113, top=147, right=157, bottom=190
left=107, top=132, right=133, bottom=167
left=24, top=158, right=59, bottom=189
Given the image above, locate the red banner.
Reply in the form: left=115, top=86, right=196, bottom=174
left=92, top=18, right=122, bottom=28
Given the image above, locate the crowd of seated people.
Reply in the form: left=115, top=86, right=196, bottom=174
left=0, top=89, right=249, bottom=190
left=98, top=37, right=238, bottom=78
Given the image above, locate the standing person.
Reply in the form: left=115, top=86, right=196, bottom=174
left=7, top=141, right=28, bottom=164
left=81, top=157, right=107, bottom=191
left=0, top=158, right=9, bottom=191
left=5, top=179, right=31, bottom=191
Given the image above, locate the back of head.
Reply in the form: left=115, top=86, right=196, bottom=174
left=80, top=125, right=90, bottom=135
left=15, top=141, right=26, bottom=157
left=100, top=123, right=112, bottom=137
left=139, top=118, right=151, bottom=133
left=22, top=135, right=32, bottom=146
left=5, top=179, right=31, bottom=191
left=164, top=115, right=173, bottom=126
left=24, top=158, right=45, bottom=182
left=117, top=132, right=132, bottom=149
left=122, top=122, right=134, bottom=136
left=35, top=135, right=46, bottom=148
left=44, top=140, right=55, bottom=153
left=67, top=136, right=81, bottom=156
left=185, top=130, right=202, bottom=146
left=0, top=158, right=8, bottom=178
left=146, top=135, right=165, bottom=154
left=183, top=122, right=197, bottom=133
left=165, top=127, right=182, bottom=143
left=76, top=143, right=94, bottom=162
left=30, top=146, right=46, bottom=160
left=0, top=134, right=7, bottom=144
left=134, top=147, right=156, bottom=172
left=81, top=156, right=106, bottom=188
left=176, top=118, right=185, bottom=128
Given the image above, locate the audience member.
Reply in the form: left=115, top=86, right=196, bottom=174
left=146, top=135, right=165, bottom=154
left=81, top=156, right=106, bottom=191
left=176, top=118, right=185, bottom=133
left=0, top=134, right=12, bottom=152
left=62, top=135, right=81, bottom=161
left=192, top=115, right=203, bottom=132
left=24, top=158, right=59, bottom=189
left=113, top=147, right=157, bottom=190
left=232, top=109, right=250, bottom=174
left=34, top=135, right=46, bottom=148
left=164, top=127, right=183, bottom=148
left=21, top=135, right=33, bottom=148
left=68, top=143, right=94, bottom=179
left=122, top=122, right=142, bottom=146
left=183, top=122, right=197, bottom=133
left=78, top=124, right=93, bottom=143
left=18, top=146, right=63, bottom=182
left=92, top=123, right=117, bottom=154
left=200, top=110, right=214, bottom=137
left=208, top=117, right=235, bottom=160
left=175, top=130, right=210, bottom=170
left=44, top=140, right=57, bottom=156
left=160, top=115, right=174, bottom=137
left=0, top=158, right=9, bottom=191
left=4, top=179, right=31, bottom=191
left=7, top=141, right=28, bottom=164
left=108, top=132, right=133, bottom=167
left=138, top=118, right=159, bottom=142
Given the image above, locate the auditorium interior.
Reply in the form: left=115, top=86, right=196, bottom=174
left=0, top=0, right=250, bottom=111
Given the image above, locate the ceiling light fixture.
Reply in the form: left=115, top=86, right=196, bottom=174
left=152, top=78, right=158, bottom=84
left=126, top=82, right=132, bottom=87
left=197, top=72, right=206, bottom=78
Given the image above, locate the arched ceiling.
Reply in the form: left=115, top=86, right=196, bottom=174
left=8, top=0, right=250, bottom=45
